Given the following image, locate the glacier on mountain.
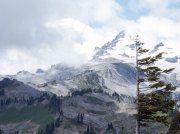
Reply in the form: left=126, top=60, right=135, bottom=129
left=1, top=30, right=180, bottom=102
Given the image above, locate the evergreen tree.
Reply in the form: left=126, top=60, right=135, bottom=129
left=135, top=38, right=176, bottom=134
left=90, top=123, right=93, bottom=134
left=121, top=125, right=124, bottom=131
left=86, top=125, right=90, bottom=134
left=55, top=116, right=60, bottom=127
left=60, top=110, right=64, bottom=122
left=14, top=131, right=19, bottom=134
left=110, top=122, right=113, bottom=129
left=77, top=113, right=80, bottom=123
left=45, top=122, right=54, bottom=134
left=49, top=95, right=61, bottom=113
left=50, top=122, right=55, bottom=133
left=37, top=129, right=43, bottom=134
left=0, top=89, right=4, bottom=96
left=107, top=122, right=113, bottom=130
left=167, top=111, right=180, bottom=134
left=68, top=91, right=71, bottom=97
left=80, top=114, right=84, bottom=124
left=45, top=124, right=50, bottom=134
left=60, top=110, right=63, bottom=116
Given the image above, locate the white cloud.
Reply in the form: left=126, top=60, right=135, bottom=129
left=0, top=0, right=179, bottom=75
left=0, top=0, right=122, bottom=75
left=118, top=16, right=180, bottom=51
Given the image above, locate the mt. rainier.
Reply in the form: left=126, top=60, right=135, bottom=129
left=2, top=30, right=180, bottom=100
left=1, top=31, right=180, bottom=133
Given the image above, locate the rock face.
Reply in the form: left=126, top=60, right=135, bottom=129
left=36, top=68, right=44, bottom=74
left=93, top=31, right=125, bottom=60
left=59, top=93, right=167, bottom=134
left=62, top=93, right=136, bottom=132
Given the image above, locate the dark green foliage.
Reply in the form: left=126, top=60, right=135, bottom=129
left=38, top=129, right=44, bottom=134
left=44, top=122, right=54, bottom=134
left=112, top=92, right=119, bottom=97
left=107, top=122, right=114, bottom=130
left=167, top=111, right=180, bottom=134
left=0, top=78, right=14, bottom=88
left=0, top=99, right=11, bottom=107
left=38, top=95, right=45, bottom=103
left=49, top=95, right=61, bottom=113
left=15, top=131, right=19, bottom=134
left=37, top=93, right=50, bottom=103
left=27, top=96, right=36, bottom=105
left=77, top=113, right=80, bottom=123
left=112, top=92, right=135, bottom=103
left=71, top=88, right=93, bottom=96
left=68, top=91, right=71, bottom=97
left=80, top=113, right=84, bottom=124
left=55, top=116, right=60, bottom=127
left=77, top=113, right=84, bottom=124
left=5, top=98, right=11, bottom=105
left=0, top=89, right=4, bottom=96
left=0, top=93, right=51, bottom=107
left=87, top=125, right=90, bottom=134
left=90, top=123, right=94, bottom=134
left=121, top=125, right=124, bottom=132
left=135, top=39, right=176, bottom=130
left=60, top=110, right=63, bottom=116
left=104, top=129, right=116, bottom=134
left=71, top=88, right=104, bottom=97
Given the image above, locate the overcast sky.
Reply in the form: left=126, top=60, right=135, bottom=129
left=0, top=0, right=180, bottom=75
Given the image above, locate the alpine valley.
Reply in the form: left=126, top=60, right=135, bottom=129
left=0, top=31, right=180, bottom=134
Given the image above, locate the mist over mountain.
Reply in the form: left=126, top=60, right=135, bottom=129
left=2, top=30, right=180, bottom=96
left=0, top=31, right=180, bottom=133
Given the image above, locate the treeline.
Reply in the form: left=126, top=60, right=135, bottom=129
left=0, top=78, right=15, bottom=88
left=112, top=91, right=135, bottom=103
left=0, top=91, right=63, bottom=112
left=86, top=123, right=94, bottom=134
left=38, top=122, right=55, bottom=134
left=0, top=93, right=50, bottom=107
left=48, top=95, right=62, bottom=113
left=0, top=89, right=4, bottom=96
left=38, top=110, right=64, bottom=134
left=70, top=88, right=104, bottom=97
left=0, top=92, right=63, bottom=134
left=38, top=94, right=63, bottom=134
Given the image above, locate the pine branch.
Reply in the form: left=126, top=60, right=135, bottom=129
left=163, top=68, right=175, bottom=73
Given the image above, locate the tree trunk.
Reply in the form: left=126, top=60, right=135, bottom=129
left=135, top=37, right=140, bottom=134
left=136, top=119, right=140, bottom=134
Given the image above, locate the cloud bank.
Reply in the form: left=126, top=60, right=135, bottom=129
left=0, top=0, right=180, bottom=74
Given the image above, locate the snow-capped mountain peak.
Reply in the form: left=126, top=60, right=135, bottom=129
left=36, top=68, right=44, bottom=74
left=113, top=30, right=125, bottom=42
left=93, top=30, right=126, bottom=60
left=2, top=30, right=180, bottom=97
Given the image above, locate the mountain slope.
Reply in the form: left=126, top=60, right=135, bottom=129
left=0, top=30, right=180, bottom=134
left=1, top=30, right=180, bottom=99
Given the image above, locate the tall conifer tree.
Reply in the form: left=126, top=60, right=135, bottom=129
left=135, top=37, right=176, bottom=134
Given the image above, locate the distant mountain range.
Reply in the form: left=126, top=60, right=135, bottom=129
left=0, top=30, right=180, bottom=133
left=1, top=31, right=178, bottom=98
